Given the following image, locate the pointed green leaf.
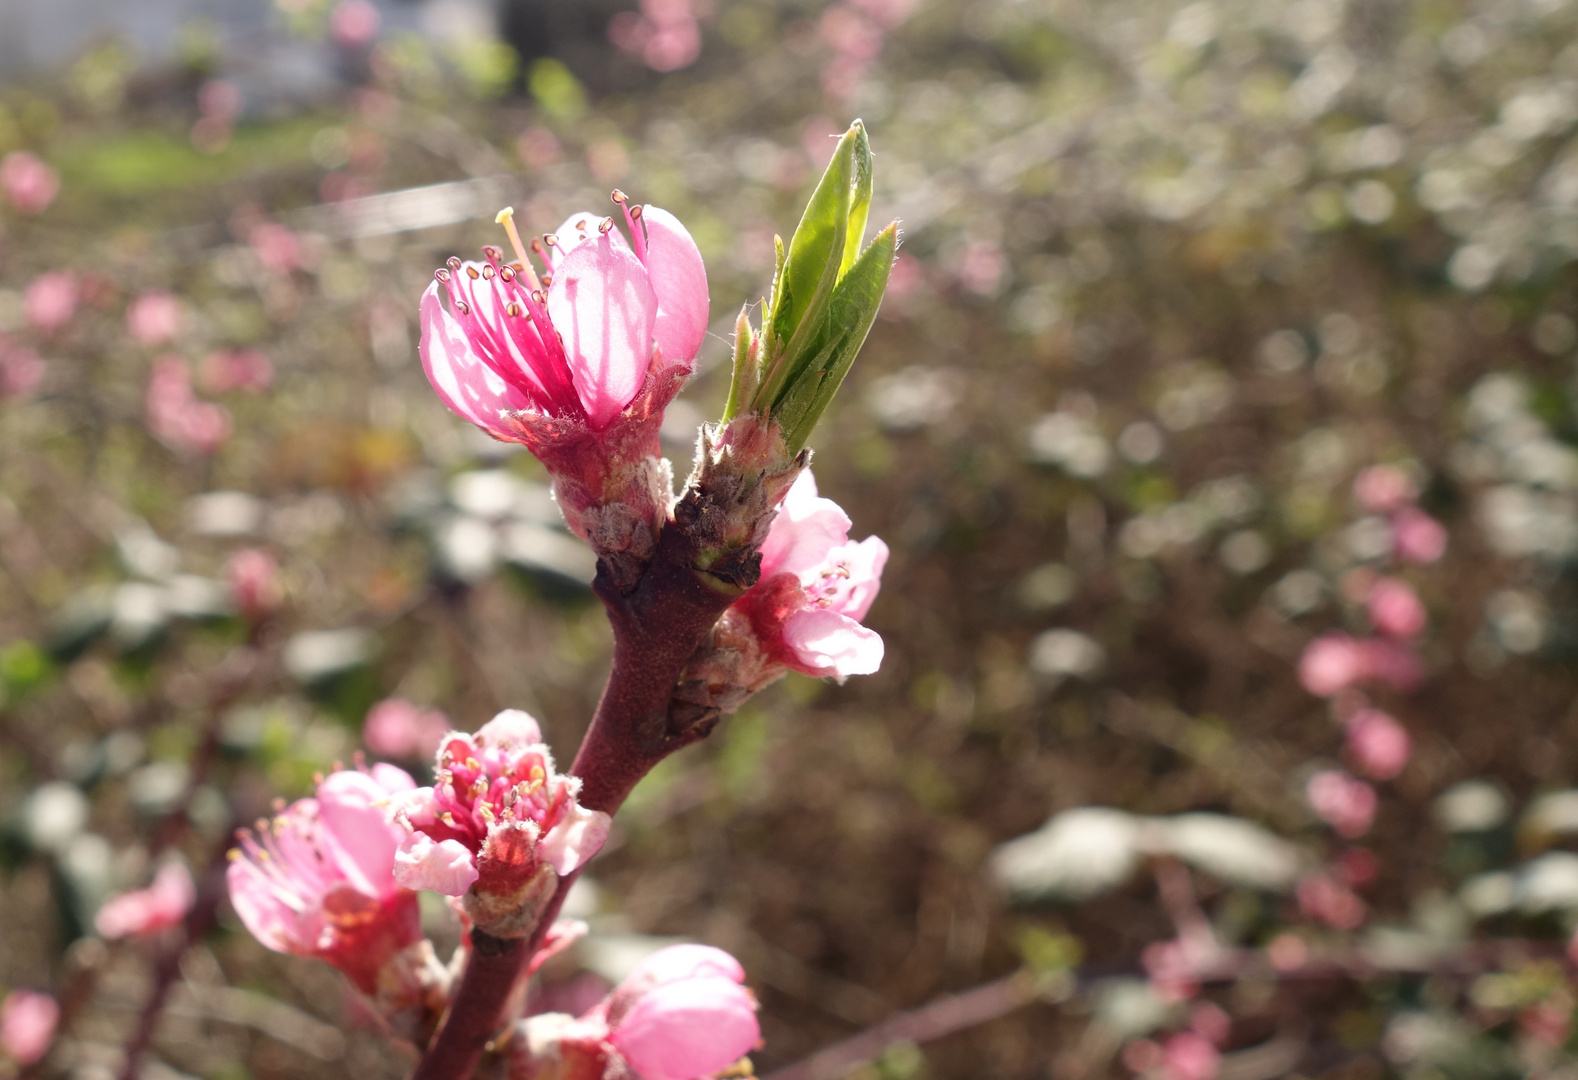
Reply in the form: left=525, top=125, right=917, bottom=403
left=839, top=122, right=873, bottom=279
left=722, top=305, right=757, bottom=422
left=775, top=222, right=898, bottom=455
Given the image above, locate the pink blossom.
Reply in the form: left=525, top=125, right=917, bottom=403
left=0, top=990, right=57, bottom=1066
left=1367, top=577, right=1426, bottom=639
left=1352, top=464, right=1416, bottom=514
left=198, top=79, right=242, bottom=122
left=95, top=861, right=195, bottom=939
left=147, top=359, right=232, bottom=454
left=1392, top=506, right=1446, bottom=564
left=227, top=765, right=422, bottom=995
left=1161, top=1031, right=1221, bottom=1080
left=1345, top=708, right=1411, bottom=781
left=0, top=338, right=44, bottom=398
left=226, top=548, right=281, bottom=620
left=603, top=946, right=760, bottom=1080
left=0, top=152, right=60, bottom=215
left=388, top=711, right=609, bottom=925
left=330, top=0, right=381, bottom=47
left=199, top=349, right=274, bottom=393
left=730, top=470, right=889, bottom=679
left=1188, top=1002, right=1231, bottom=1046
left=1298, top=632, right=1422, bottom=696
left=609, top=0, right=703, bottom=72
left=1298, top=633, right=1368, bottom=696
left=848, top=0, right=920, bottom=28
left=364, top=698, right=451, bottom=760
left=1305, top=770, right=1377, bottom=838
left=1297, top=871, right=1367, bottom=929
left=127, top=292, right=185, bottom=346
left=421, top=198, right=708, bottom=434
left=249, top=223, right=301, bottom=274
left=1141, top=938, right=1202, bottom=1004
left=24, top=271, right=77, bottom=332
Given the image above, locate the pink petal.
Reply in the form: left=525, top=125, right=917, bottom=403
left=419, top=282, right=535, bottom=436
left=393, top=834, right=479, bottom=895
left=639, top=205, right=709, bottom=366
left=758, top=474, right=852, bottom=579
left=623, top=945, right=746, bottom=989
left=539, top=804, right=612, bottom=876
left=829, top=535, right=889, bottom=621
left=547, top=236, right=657, bottom=429
left=611, top=977, right=759, bottom=1080
left=475, top=708, right=544, bottom=751
left=548, top=211, right=631, bottom=269
left=782, top=607, right=884, bottom=677
left=225, top=859, right=298, bottom=953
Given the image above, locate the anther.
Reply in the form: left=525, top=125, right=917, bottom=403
left=499, top=264, right=516, bottom=282
left=435, top=267, right=451, bottom=282
left=482, top=264, right=495, bottom=279
left=611, top=189, right=627, bottom=204
left=467, top=265, right=481, bottom=280
left=446, top=257, right=461, bottom=270
left=532, top=290, right=545, bottom=304
left=456, top=300, right=471, bottom=315
left=629, top=204, right=643, bottom=220
left=598, top=217, right=615, bottom=234
left=506, top=302, right=523, bottom=317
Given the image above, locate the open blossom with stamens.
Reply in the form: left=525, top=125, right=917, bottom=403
left=733, top=470, right=888, bottom=679
left=419, top=195, right=708, bottom=579
left=95, top=861, right=195, bottom=939
left=387, top=710, right=610, bottom=937
left=227, top=764, right=426, bottom=998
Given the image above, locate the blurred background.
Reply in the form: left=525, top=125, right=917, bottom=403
left=5, top=0, right=1578, bottom=1077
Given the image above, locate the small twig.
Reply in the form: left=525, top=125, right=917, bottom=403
left=763, top=971, right=1041, bottom=1080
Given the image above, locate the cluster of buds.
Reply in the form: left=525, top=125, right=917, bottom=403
left=387, top=710, right=610, bottom=938
left=509, top=945, right=760, bottom=1080
left=226, top=764, right=449, bottom=1029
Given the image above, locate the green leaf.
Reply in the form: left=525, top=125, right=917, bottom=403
left=774, top=222, right=898, bottom=454
left=722, top=305, right=757, bottom=423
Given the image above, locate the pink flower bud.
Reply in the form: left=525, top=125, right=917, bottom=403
left=1345, top=708, right=1411, bottom=781
left=1366, top=577, right=1426, bottom=639
left=0, top=990, right=57, bottom=1066
left=604, top=946, right=759, bottom=1080
left=1297, top=871, right=1367, bottom=929
left=1298, top=633, right=1367, bottom=697
left=226, top=548, right=281, bottom=621
left=1352, top=465, right=1416, bottom=514
left=24, top=271, right=77, bottom=332
left=1305, top=770, right=1377, bottom=838
left=330, top=0, right=381, bottom=47
left=364, top=698, right=451, bottom=760
left=0, top=152, right=60, bottom=215
left=127, top=292, right=185, bottom=346
left=1392, top=506, right=1446, bottom=564
left=95, top=862, right=195, bottom=939
left=0, top=339, right=44, bottom=399
left=146, top=359, right=231, bottom=454
left=249, top=223, right=302, bottom=274
left=1162, top=1031, right=1221, bottom=1080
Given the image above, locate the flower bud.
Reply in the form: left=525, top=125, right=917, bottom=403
left=604, top=946, right=759, bottom=1080
left=0, top=990, right=57, bottom=1066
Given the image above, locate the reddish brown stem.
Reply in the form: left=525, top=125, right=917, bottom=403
left=410, top=518, right=746, bottom=1080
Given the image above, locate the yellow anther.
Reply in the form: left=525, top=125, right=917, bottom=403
left=529, top=765, right=546, bottom=783
left=495, top=206, right=543, bottom=292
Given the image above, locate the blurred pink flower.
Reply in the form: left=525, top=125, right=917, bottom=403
left=0, top=151, right=60, bottom=215
left=388, top=711, right=609, bottom=931
left=146, top=359, right=232, bottom=454
left=24, top=271, right=77, bottom=332
left=198, top=79, right=243, bottom=122
left=0, top=339, right=44, bottom=399
left=227, top=765, right=422, bottom=996
left=732, top=470, right=888, bottom=680
left=95, top=862, right=195, bottom=939
left=199, top=349, right=274, bottom=393
left=226, top=548, right=281, bottom=621
left=1161, top=1031, right=1220, bottom=1080
left=364, top=698, right=451, bottom=760
left=1297, top=871, right=1367, bottom=929
left=0, top=990, right=57, bottom=1066
left=1306, top=770, right=1377, bottom=837
left=1345, top=708, right=1411, bottom=781
left=249, top=223, right=301, bottom=274
left=602, top=945, right=760, bottom=1080
left=848, top=0, right=920, bottom=28
left=1141, top=938, right=1203, bottom=1004
left=1367, top=577, right=1426, bottom=639
left=1360, top=638, right=1424, bottom=691
left=820, top=5, right=884, bottom=60
left=127, top=292, right=185, bottom=346
left=1352, top=464, right=1416, bottom=514
left=330, top=0, right=381, bottom=48
left=1298, top=633, right=1368, bottom=696
left=957, top=240, right=1006, bottom=295
left=518, top=127, right=562, bottom=170
left=609, top=0, right=703, bottom=72
left=1392, top=506, right=1446, bottom=564
left=1188, top=1002, right=1231, bottom=1046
